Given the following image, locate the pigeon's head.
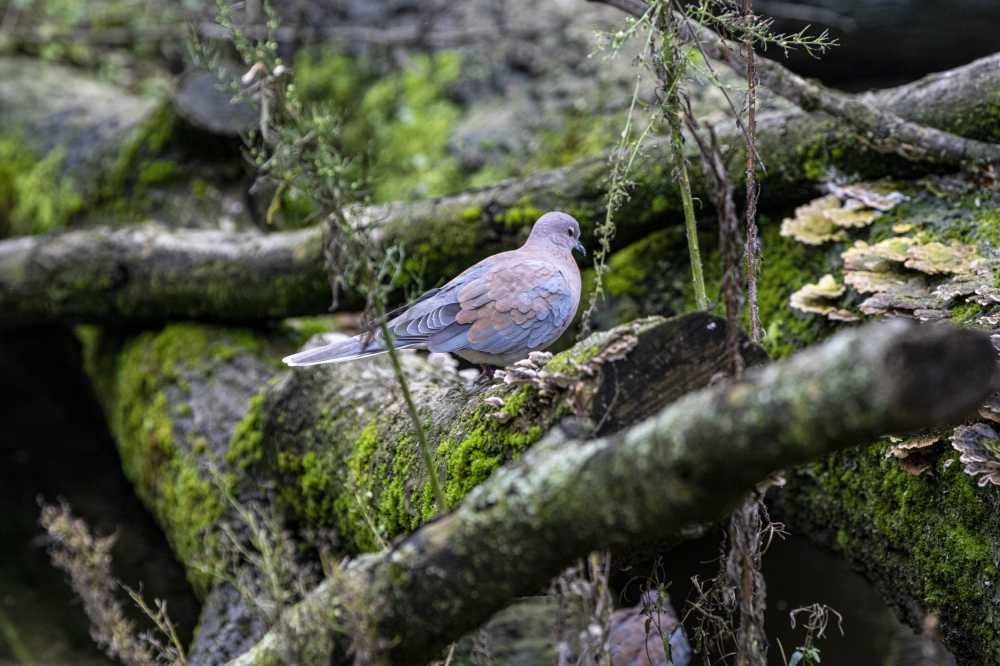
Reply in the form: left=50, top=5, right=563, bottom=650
left=527, top=211, right=586, bottom=257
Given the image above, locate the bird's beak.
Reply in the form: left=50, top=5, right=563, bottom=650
left=574, top=240, right=587, bottom=256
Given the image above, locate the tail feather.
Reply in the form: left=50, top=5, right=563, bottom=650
left=282, top=336, right=386, bottom=367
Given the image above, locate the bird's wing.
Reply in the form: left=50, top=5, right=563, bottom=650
left=387, top=258, right=576, bottom=355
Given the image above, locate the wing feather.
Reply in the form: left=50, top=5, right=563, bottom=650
left=381, top=257, right=575, bottom=357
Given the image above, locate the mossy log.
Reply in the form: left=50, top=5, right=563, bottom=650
left=81, top=314, right=757, bottom=582
left=3, top=54, right=1000, bottom=324
left=0, top=225, right=330, bottom=324
left=79, top=311, right=759, bottom=661
left=239, top=312, right=765, bottom=552
left=229, top=320, right=994, bottom=666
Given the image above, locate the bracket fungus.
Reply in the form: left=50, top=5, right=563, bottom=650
left=781, top=184, right=904, bottom=245
left=789, top=274, right=857, bottom=321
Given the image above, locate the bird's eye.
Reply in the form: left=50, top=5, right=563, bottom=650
left=566, top=229, right=573, bottom=236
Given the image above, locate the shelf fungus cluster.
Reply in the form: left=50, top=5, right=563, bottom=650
left=783, top=182, right=1000, bottom=324
left=841, top=237, right=997, bottom=320
left=951, top=423, right=1000, bottom=487
left=885, top=433, right=946, bottom=476
left=789, top=274, right=856, bottom=321
left=780, top=182, right=904, bottom=246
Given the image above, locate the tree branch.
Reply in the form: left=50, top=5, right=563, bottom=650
left=3, top=53, right=1000, bottom=325
left=591, top=0, right=1000, bottom=167
left=227, top=320, right=994, bottom=665
left=0, top=224, right=330, bottom=324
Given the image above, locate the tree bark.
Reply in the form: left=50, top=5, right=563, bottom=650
left=0, top=224, right=329, bottom=324
left=227, top=320, right=994, bottom=666
left=3, top=54, right=1000, bottom=325
left=85, top=312, right=760, bottom=662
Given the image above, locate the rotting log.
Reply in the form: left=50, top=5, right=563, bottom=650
left=244, top=312, right=766, bottom=552
left=0, top=224, right=330, bottom=324
left=79, top=312, right=759, bottom=661
left=3, top=54, right=1000, bottom=325
left=227, top=319, right=995, bottom=666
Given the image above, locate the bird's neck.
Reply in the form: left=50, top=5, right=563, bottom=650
left=523, top=238, right=570, bottom=260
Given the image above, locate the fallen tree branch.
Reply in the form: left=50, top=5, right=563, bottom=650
left=3, top=53, right=1000, bottom=325
left=87, top=312, right=761, bottom=661
left=592, top=0, right=1000, bottom=167
left=227, top=320, right=994, bottom=665
left=0, top=224, right=330, bottom=323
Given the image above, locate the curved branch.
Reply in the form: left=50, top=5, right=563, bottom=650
left=3, top=53, right=1000, bottom=325
left=592, top=0, right=1000, bottom=166
left=228, top=320, right=994, bottom=665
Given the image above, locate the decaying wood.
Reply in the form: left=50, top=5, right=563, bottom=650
left=0, top=224, right=329, bottom=324
left=227, top=320, right=994, bottom=665
left=91, top=312, right=759, bottom=663
left=3, top=54, right=1000, bottom=325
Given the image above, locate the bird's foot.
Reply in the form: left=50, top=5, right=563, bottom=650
left=474, top=365, right=498, bottom=387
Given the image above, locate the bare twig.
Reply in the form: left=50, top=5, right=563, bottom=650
left=740, top=0, right=763, bottom=342
left=685, top=115, right=744, bottom=376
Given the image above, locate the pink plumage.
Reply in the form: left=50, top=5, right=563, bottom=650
left=283, top=211, right=585, bottom=368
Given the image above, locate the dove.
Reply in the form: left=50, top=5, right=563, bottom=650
left=282, top=211, right=585, bottom=371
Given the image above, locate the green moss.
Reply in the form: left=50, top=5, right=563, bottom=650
left=798, top=136, right=845, bottom=182
left=361, top=52, right=464, bottom=202
left=336, top=420, right=386, bottom=551
left=650, top=194, right=669, bottom=214
left=226, top=391, right=267, bottom=469
left=497, top=205, right=544, bottom=230
left=0, top=135, right=82, bottom=237
left=271, top=48, right=469, bottom=226
left=101, top=104, right=177, bottom=202
left=394, top=208, right=482, bottom=292
left=804, top=445, right=997, bottom=650
left=137, top=159, right=177, bottom=186
left=755, top=220, right=837, bottom=358
left=282, top=316, right=340, bottom=347
left=951, top=302, right=985, bottom=324
left=80, top=322, right=270, bottom=596
left=376, top=435, right=423, bottom=535
left=603, top=229, right=677, bottom=300
left=955, top=90, right=1000, bottom=143
left=191, top=178, right=209, bottom=200
left=295, top=47, right=372, bottom=114
left=530, top=112, right=620, bottom=169
left=440, top=399, right=544, bottom=509
left=462, top=206, right=483, bottom=222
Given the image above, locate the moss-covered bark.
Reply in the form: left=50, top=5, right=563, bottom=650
left=4, top=55, right=1000, bottom=324
left=230, top=320, right=993, bottom=666
left=724, top=177, right=1000, bottom=664
left=233, top=313, right=763, bottom=552
left=78, top=323, right=298, bottom=595
left=76, top=310, right=757, bottom=659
